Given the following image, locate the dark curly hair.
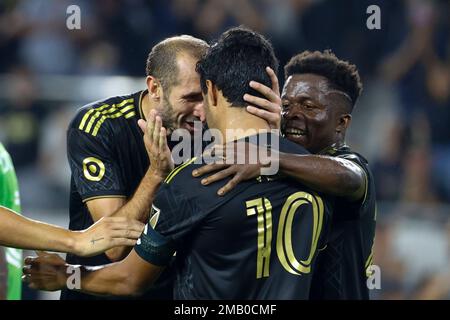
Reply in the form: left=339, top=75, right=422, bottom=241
left=196, top=26, right=279, bottom=107
left=284, top=50, right=363, bottom=110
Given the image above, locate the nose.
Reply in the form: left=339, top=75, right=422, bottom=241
left=194, top=101, right=206, bottom=123
left=283, top=105, right=302, bottom=120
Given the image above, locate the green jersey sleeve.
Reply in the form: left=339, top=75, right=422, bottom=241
left=0, top=143, right=22, bottom=300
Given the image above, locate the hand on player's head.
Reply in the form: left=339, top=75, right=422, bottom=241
left=245, top=67, right=281, bottom=130
left=194, top=141, right=274, bottom=196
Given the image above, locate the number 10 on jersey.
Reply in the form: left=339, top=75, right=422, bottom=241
left=246, top=192, right=325, bottom=279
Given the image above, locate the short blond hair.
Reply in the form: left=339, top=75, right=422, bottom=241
left=146, top=35, right=209, bottom=92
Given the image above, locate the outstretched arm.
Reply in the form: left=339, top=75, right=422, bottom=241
left=277, top=153, right=366, bottom=200
left=0, top=206, right=144, bottom=257
left=23, top=250, right=162, bottom=297
left=194, top=144, right=366, bottom=201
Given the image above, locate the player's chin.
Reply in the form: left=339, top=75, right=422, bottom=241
left=285, top=133, right=308, bottom=147
left=181, top=121, right=201, bottom=135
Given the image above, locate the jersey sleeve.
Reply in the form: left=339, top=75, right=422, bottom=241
left=335, top=152, right=375, bottom=218
left=134, top=179, right=208, bottom=266
left=67, top=123, right=126, bottom=202
left=0, top=145, right=21, bottom=212
left=336, top=152, right=369, bottom=196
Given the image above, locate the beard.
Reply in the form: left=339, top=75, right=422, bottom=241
left=159, top=95, right=177, bottom=133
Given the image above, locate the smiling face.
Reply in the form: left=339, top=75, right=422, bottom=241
left=281, top=73, right=351, bottom=153
left=157, top=54, right=205, bottom=135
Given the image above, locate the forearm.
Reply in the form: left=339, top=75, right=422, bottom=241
left=25, top=250, right=162, bottom=296
left=110, top=170, right=163, bottom=223
left=74, top=263, right=137, bottom=297
left=71, top=259, right=156, bottom=297
left=0, top=247, right=7, bottom=299
left=278, top=153, right=365, bottom=199
left=105, top=171, right=163, bottom=261
left=0, top=206, right=77, bottom=253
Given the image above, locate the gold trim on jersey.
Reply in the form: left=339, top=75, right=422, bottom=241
left=353, top=161, right=369, bottom=204
left=365, top=249, right=374, bottom=277
left=78, top=98, right=136, bottom=136
left=91, top=107, right=136, bottom=136
left=79, top=104, right=109, bottom=131
left=82, top=194, right=127, bottom=203
left=365, top=231, right=376, bottom=277
left=365, top=251, right=374, bottom=269
left=82, top=157, right=106, bottom=181
left=138, top=90, right=147, bottom=120
left=164, top=157, right=197, bottom=184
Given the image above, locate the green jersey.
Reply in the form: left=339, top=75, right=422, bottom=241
left=0, top=143, right=22, bottom=300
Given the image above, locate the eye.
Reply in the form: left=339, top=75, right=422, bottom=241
left=303, top=102, right=316, bottom=109
left=183, top=94, right=203, bottom=103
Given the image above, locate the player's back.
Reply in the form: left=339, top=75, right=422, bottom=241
left=181, top=178, right=331, bottom=299
left=153, top=135, right=333, bottom=299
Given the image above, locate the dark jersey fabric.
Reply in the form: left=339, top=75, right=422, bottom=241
left=136, top=134, right=334, bottom=299
left=310, top=145, right=377, bottom=300
left=64, top=90, right=173, bottom=300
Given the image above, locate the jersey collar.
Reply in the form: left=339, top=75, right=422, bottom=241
left=138, top=89, right=148, bottom=120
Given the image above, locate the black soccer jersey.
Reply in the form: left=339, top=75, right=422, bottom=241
left=309, top=145, right=377, bottom=300
left=65, top=90, right=172, bottom=300
left=135, top=135, right=334, bottom=299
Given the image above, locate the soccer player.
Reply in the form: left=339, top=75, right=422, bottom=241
left=61, top=35, right=208, bottom=300
left=0, top=143, right=144, bottom=300
left=193, top=50, right=376, bottom=299
left=24, top=27, right=333, bottom=299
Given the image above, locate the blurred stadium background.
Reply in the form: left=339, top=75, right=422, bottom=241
left=0, top=0, right=449, bottom=300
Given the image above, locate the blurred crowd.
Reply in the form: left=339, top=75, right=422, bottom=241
left=0, top=0, right=449, bottom=299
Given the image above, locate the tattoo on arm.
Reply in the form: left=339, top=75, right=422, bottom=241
left=90, top=238, right=104, bottom=245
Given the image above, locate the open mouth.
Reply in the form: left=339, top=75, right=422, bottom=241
left=184, top=121, right=195, bottom=132
left=183, top=116, right=202, bottom=133
left=284, top=127, right=307, bottom=138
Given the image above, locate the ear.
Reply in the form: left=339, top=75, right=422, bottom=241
left=206, top=80, right=218, bottom=107
left=336, top=114, right=352, bottom=133
left=146, top=76, right=162, bottom=101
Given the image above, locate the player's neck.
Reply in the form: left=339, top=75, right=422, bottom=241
left=140, top=91, right=158, bottom=120
left=214, top=104, right=271, bottom=143
left=317, top=138, right=347, bottom=155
